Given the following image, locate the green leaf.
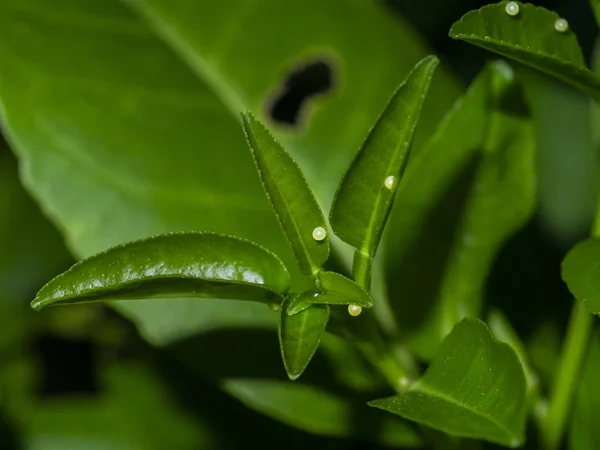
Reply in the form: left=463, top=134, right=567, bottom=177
left=223, top=379, right=422, bottom=447
left=287, top=271, right=373, bottom=315
left=31, top=233, right=291, bottom=311
left=242, top=112, right=329, bottom=276
left=449, top=1, right=600, bottom=100
left=593, top=0, right=600, bottom=28
left=487, top=309, right=539, bottom=402
left=369, top=318, right=527, bottom=447
left=278, top=295, right=329, bottom=380
left=0, top=0, right=461, bottom=345
left=563, top=238, right=600, bottom=315
left=386, top=62, right=536, bottom=358
left=330, top=55, right=439, bottom=256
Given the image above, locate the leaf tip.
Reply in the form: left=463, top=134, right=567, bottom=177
left=30, top=298, right=45, bottom=312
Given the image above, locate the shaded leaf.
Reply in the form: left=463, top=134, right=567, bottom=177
left=223, top=379, right=422, bottom=448
left=242, top=112, right=328, bottom=275
left=32, top=233, right=290, bottom=311
left=279, top=296, right=329, bottom=380
left=386, top=62, right=535, bottom=358
left=330, top=55, right=439, bottom=256
left=562, top=238, right=600, bottom=315
left=287, top=271, right=373, bottom=315
left=450, top=1, right=600, bottom=100
left=369, top=318, right=527, bottom=447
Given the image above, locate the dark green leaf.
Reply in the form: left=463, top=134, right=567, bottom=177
left=278, top=296, right=329, bottom=380
left=31, top=233, right=290, bottom=311
left=223, top=379, right=422, bottom=447
left=593, top=0, right=600, bottom=28
left=386, top=62, right=535, bottom=358
left=563, top=238, right=600, bottom=315
left=369, top=318, right=527, bottom=447
left=242, top=112, right=329, bottom=276
left=330, top=55, right=439, bottom=256
left=287, top=271, right=373, bottom=315
left=450, top=1, right=600, bottom=100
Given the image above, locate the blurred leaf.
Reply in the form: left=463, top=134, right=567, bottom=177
left=329, top=56, right=438, bottom=256
left=0, top=356, right=214, bottom=450
left=32, top=233, right=290, bottom=311
left=520, top=72, right=597, bottom=245
left=242, top=113, right=329, bottom=276
left=386, top=62, right=535, bottom=358
left=593, top=0, right=600, bottom=28
left=223, top=378, right=422, bottom=448
left=562, top=238, right=600, bottom=315
left=288, top=271, right=372, bottom=315
left=369, top=318, right=527, bottom=447
left=0, top=0, right=460, bottom=346
left=569, top=328, right=600, bottom=450
left=526, top=321, right=562, bottom=389
left=279, top=296, right=329, bottom=380
left=450, top=1, right=600, bottom=100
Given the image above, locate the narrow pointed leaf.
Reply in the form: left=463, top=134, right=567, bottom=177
left=369, top=318, right=527, bottom=447
left=31, top=233, right=291, bottom=311
left=279, top=295, right=329, bottom=380
left=330, top=55, right=439, bottom=256
left=450, top=1, right=600, bottom=100
left=242, top=112, right=329, bottom=276
left=593, top=0, right=600, bottom=29
left=562, top=238, right=600, bottom=315
left=287, top=271, right=373, bottom=315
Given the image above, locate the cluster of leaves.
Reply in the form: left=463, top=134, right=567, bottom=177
left=2, top=0, right=600, bottom=449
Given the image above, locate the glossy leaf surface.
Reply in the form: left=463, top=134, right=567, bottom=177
left=450, top=2, right=600, bottom=100
left=0, top=0, right=461, bottom=345
left=562, top=238, right=600, bottom=315
left=386, top=62, right=535, bottom=358
left=287, top=271, right=373, bottom=315
left=279, top=296, right=329, bottom=380
left=369, top=318, right=527, bottom=447
left=330, top=55, right=439, bottom=256
left=242, top=112, right=328, bottom=275
left=32, top=233, right=290, bottom=311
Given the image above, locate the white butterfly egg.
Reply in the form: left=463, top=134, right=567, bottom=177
left=384, top=175, right=395, bottom=190
left=348, top=304, right=362, bottom=316
left=554, top=18, right=569, bottom=33
left=505, top=2, right=519, bottom=17
left=312, top=226, right=327, bottom=241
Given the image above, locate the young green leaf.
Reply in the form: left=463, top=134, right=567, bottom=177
left=31, top=233, right=291, bottom=311
left=329, top=55, right=439, bottom=257
left=450, top=2, right=600, bottom=100
left=562, top=238, right=600, bottom=315
left=287, top=271, right=373, bottom=315
left=242, top=112, right=329, bottom=276
left=279, top=295, right=330, bottom=380
left=369, top=318, right=527, bottom=447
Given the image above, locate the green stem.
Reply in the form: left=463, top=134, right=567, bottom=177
left=540, top=300, right=593, bottom=450
left=352, top=250, right=373, bottom=290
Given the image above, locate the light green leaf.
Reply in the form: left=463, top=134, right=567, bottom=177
left=386, top=61, right=536, bottom=358
left=330, top=55, right=439, bottom=257
left=369, top=318, right=527, bottom=447
left=223, top=379, right=422, bottom=448
left=287, top=271, right=373, bottom=315
left=278, top=295, right=329, bottom=380
left=242, top=112, right=328, bottom=276
left=32, top=233, right=290, bottom=311
left=0, top=0, right=461, bottom=345
left=450, top=1, right=600, bottom=100
left=562, top=238, right=600, bottom=315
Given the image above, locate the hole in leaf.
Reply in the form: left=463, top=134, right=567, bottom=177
left=269, top=58, right=336, bottom=126
left=35, top=334, right=98, bottom=397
